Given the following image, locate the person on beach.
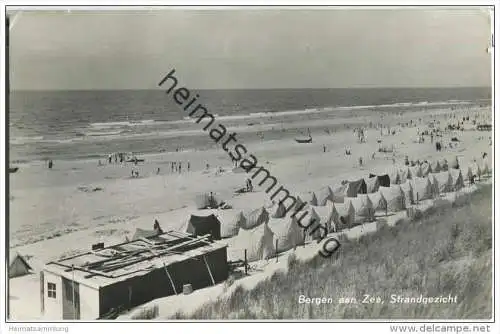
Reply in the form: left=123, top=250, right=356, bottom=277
left=179, top=162, right=182, bottom=174
left=187, top=162, right=191, bottom=172
left=156, top=167, right=160, bottom=175
left=48, top=160, right=53, bottom=169
left=358, top=157, right=363, bottom=167
left=108, top=155, right=112, bottom=164
left=404, top=156, right=409, bottom=166
left=153, top=219, right=163, bottom=234
left=323, top=145, right=326, bottom=153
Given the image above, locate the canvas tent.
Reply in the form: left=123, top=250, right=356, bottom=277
left=430, top=160, right=441, bottom=173
left=400, top=180, right=414, bottom=206
left=309, top=200, right=338, bottom=234
left=345, top=179, right=367, bottom=197
left=399, top=167, right=411, bottom=184
left=421, top=163, right=432, bottom=177
left=379, top=185, right=405, bottom=212
left=184, top=214, right=222, bottom=240
left=331, top=184, right=349, bottom=203
left=368, top=174, right=391, bottom=188
left=449, top=169, right=465, bottom=191
left=214, top=210, right=246, bottom=238
left=315, top=186, right=334, bottom=206
left=333, top=201, right=355, bottom=230
left=241, top=206, right=269, bottom=230
left=432, top=171, right=453, bottom=193
left=228, top=223, right=275, bottom=262
left=9, top=253, right=32, bottom=278
left=411, top=177, right=433, bottom=201
left=267, top=217, right=304, bottom=253
left=345, top=194, right=375, bottom=222
left=365, top=176, right=380, bottom=194
left=194, top=193, right=222, bottom=209
left=481, top=159, right=490, bottom=176
left=295, top=192, right=318, bottom=209
left=367, top=191, right=387, bottom=212
left=269, top=202, right=287, bottom=218
left=388, top=169, right=401, bottom=185
left=408, top=165, right=422, bottom=178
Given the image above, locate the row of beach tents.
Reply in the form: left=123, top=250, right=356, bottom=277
left=132, top=157, right=490, bottom=263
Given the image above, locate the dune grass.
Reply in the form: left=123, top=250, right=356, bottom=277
left=170, top=184, right=492, bottom=320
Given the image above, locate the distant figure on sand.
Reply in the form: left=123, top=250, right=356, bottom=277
left=187, top=161, right=191, bottom=172
left=358, top=157, right=363, bottom=167
left=323, top=145, right=326, bottom=153
left=246, top=178, right=253, bottom=192
left=179, top=162, right=182, bottom=173
left=156, top=167, right=160, bottom=175
left=48, top=160, right=53, bottom=169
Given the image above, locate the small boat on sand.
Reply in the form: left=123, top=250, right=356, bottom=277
left=294, top=128, right=313, bottom=143
left=9, top=167, right=19, bottom=173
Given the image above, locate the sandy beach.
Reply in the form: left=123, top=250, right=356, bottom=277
left=8, top=103, right=492, bottom=320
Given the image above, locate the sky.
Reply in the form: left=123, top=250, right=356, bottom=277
left=8, top=8, right=493, bottom=90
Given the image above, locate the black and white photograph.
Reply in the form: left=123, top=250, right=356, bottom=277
left=2, top=2, right=496, bottom=328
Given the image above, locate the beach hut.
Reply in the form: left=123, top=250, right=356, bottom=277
left=345, top=179, right=367, bottom=197
left=229, top=224, right=275, bottom=262
left=411, top=177, right=433, bottom=202
left=379, top=185, right=405, bottom=212
left=215, top=210, right=245, bottom=238
left=268, top=217, right=304, bottom=253
left=184, top=214, right=222, bottom=240
left=315, top=186, right=334, bottom=206
left=367, top=191, right=387, bottom=212
left=241, top=207, right=269, bottom=230
left=400, top=180, right=414, bottom=206
left=408, top=165, right=422, bottom=178
left=365, top=176, right=380, bottom=194
left=333, top=201, right=356, bottom=230
left=344, top=194, right=375, bottom=222
left=449, top=169, right=465, bottom=191
left=9, top=253, right=33, bottom=278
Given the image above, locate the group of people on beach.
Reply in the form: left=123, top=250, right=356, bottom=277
left=169, top=161, right=191, bottom=173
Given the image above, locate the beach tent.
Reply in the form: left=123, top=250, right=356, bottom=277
left=194, top=193, right=222, bottom=210
left=345, top=194, right=375, bottom=222
left=184, top=214, right=222, bottom=240
left=9, top=253, right=33, bottom=278
left=365, top=176, right=380, bottom=194
left=268, top=217, right=304, bottom=253
left=440, top=159, right=449, bottom=171
left=367, top=191, right=387, bottom=212
left=379, top=185, right=405, bottom=212
left=369, top=174, right=391, bottom=188
left=331, top=184, right=349, bottom=203
left=242, top=207, right=269, bottom=230
left=215, top=210, right=246, bottom=238
left=228, top=223, right=275, bottom=262
left=428, top=174, right=439, bottom=197
left=408, top=165, right=422, bottom=178
left=309, top=200, right=338, bottom=234
left=315, top=186, right=334, bottom=206
left=269, top=202, right=287, bottom=219
left=430, top=160, right=441, bottom=173
left=433, top=171, right=454, bottom=193
left=295, top=192, right=318, bottom=209
left=345, top=179, right=367, bottom=197
left=387, top=169, right=401, bottom=185
left=411, top=177, right=433, bottom=202
left=449, top=169, right=465, bottom=191
left=420, top=163, right=432, bottom=177
left=132, top=228, right=159, bottom=241
left=400, top=180, right=414, bottom=206
left=399, top=167, right=411, bottom=184
left=333, top=201, right=355, bottom=230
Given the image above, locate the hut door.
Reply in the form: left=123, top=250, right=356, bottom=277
left=62, top=277, right=80, bottom=319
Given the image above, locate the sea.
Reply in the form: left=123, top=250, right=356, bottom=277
left=9, top=87, right=491, bottom=163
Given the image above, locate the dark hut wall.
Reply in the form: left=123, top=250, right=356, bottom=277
left=98, top=247, right=228, bottom=317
